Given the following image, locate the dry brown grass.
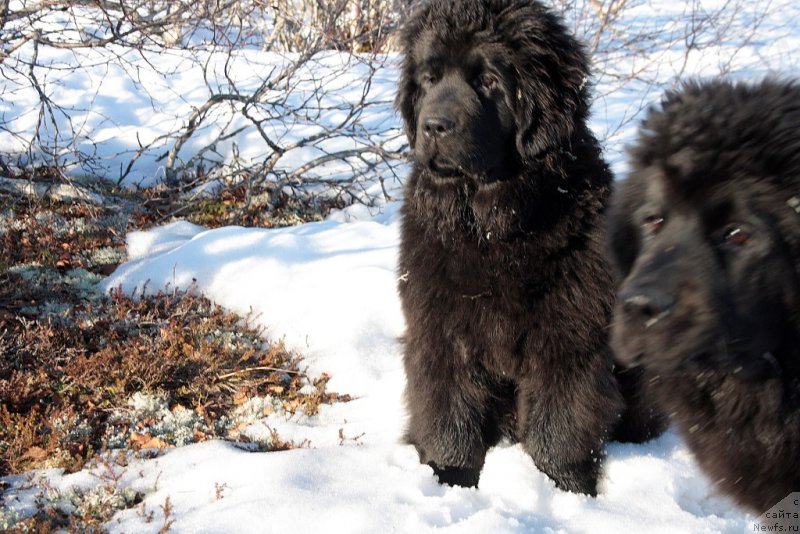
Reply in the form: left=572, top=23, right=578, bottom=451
left=139, top=181, right=347, bottom=230
left=0, top=177, right=349, bottom=531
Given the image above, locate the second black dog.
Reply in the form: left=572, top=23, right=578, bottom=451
left=609, top=79, right=800, bottom=512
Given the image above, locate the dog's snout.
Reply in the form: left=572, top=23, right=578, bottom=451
left=422, top=116, right=456, bottom=138
left=619, top=285, right=675, bottom=327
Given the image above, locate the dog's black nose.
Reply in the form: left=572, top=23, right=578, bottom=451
left=422, top=116, right=455, bottom=138
left=619, top=286, right=675, bottom=327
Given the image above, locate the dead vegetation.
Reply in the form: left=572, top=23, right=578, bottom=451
left=0, top=175, right=349, bottom=531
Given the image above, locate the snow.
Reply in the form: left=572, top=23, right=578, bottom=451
left=3, top=0, right=800, bottom=531
left=85, top=206, right=747, bottom=534
left=0, top=44, right=404, bottom=194
left=1, top=208, right=756, bottom=533
left=108, top=212, right=406, bottom=408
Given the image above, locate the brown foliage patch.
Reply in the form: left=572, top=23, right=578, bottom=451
left=0, top=183, right=348, bottom=478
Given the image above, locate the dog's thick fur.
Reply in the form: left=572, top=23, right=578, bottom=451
left=609, top=79, right=800, bottom=512
left=396, top=0, right=663, bottom=496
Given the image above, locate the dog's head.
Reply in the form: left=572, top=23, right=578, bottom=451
left=609, top=79, right=800, bottom=380
left=395, top=0, right=591, bottom=182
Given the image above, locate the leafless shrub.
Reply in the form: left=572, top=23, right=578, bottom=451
left=550, top=0, right=784, bottom=163
left=0, top=0, right=407, bottom=208
left=262, top=0, right=411, bottom=52
left=0, top=0, right=791, bottom=204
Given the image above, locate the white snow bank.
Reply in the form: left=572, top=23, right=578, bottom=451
left=56, top=204, right=756, bottom=532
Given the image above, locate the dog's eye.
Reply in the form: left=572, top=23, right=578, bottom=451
left=478, top=73, right=497, bottom=90
left=420, top=73, right=437, bottom=87
left=722, top=225, right=751, bottom=247
left=642, top=215, right=665, bottom=236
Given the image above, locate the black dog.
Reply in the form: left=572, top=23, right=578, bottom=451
left=396, top=0, right=663, bottom=496
left=609, top=79, right=800, bottom=512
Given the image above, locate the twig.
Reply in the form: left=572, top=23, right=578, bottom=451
left=217, top=366, right=307, bottom=380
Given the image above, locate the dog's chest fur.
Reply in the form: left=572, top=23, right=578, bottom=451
left=399, top=187, right=603, bottom=375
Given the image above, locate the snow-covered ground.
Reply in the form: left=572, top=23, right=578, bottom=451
left=3, top=214, right=757, bottom=533
left=3, top=0, right=800, bottom=531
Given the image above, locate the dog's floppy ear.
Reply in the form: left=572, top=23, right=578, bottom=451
left=395, top=3, right=431, bottom=149
left=510, top=8, right=591, bottom=160
left=396, top=58, right=421, bottom=148
left=607, top=179, right=642, bottom=280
